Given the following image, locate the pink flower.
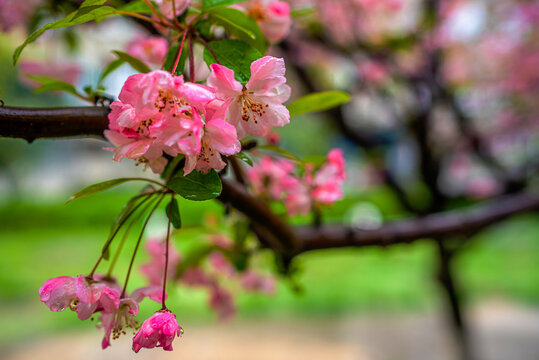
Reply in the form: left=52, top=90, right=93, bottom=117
left=105, top=70, right=215, bottom=174
left=132, top=310, right=183, bottom=353
left=237, top=0, right=292, bottom=43
left=38, top=276, right=76, bottom=312
left=207, top=56, right=291, bottom=139
left=247, top=156, right=297, bottom=199
left=248, top=149, right=346, bottom=215
left=154, top=0, right=190, bottom=19
left=284, top=181, right=312, bottom=216
left=38, top=275, right=120, bottom=320
left=73, top=275, right=121, bottom=320
left=241, top=271, right=276, bottom=294
left=312, top=149, right=346, bottom=204
left=183, top=117, right=241, bottom=175
left=180, top=267, right=214, bottom=287
left=127, top=36, right=168, bottom=67
left=100, top=297, right=139, bottom=349
left=131, top=285, right=166, bottom=303
left=140, top=238, right=181, bottom=286
left=209, top=285, right=236, bottom=321
left=209, top=252, right=236, bottom=278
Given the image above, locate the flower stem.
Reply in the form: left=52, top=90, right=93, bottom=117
left=106, top=195, right=157, bottom=277
left=161, top=194, right=174, bottom=309
left=188, top=32, right=195, bottom=82
left=121, top=194, right=166, bottom=298
left=196, top=33, right=221, bottom=65
left=172, top=29, right=189, bottom=74
left=88, top=192, right=155, bottom=278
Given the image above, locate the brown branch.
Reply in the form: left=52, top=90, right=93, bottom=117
left=1, top=105, right=538, bottom=256
left=0, top=106, right=109, bottom=142
left=294, top=191, right=539, bottom=254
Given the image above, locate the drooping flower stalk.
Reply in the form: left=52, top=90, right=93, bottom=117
left=89, top=192, right=155, bottom=278
left=121, top=194, right=166, bottom=298
left=161, top=194, right=174, bottom=309
left=172, top=29, right=189, bottom=74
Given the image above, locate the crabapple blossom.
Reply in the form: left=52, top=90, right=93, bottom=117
left=248, top=149, right=346, bottom=215
left=38, top=276, right=76, bottom=312
left=132, top=310, right=183, bottom=353
left=236, top=0, right=292, bottom=43
left=127, top=36, right=169, bottom=67
left=183, top=117, right=241, bottom=175
left=284, top=181, right=312, bottom=216
left=140, top=238, right=181, bottom=286
left=154, top=0, right=190, bottom=19
left=209, top=252, right=236, bottom=278
left=105, top=70, right=215, bottom=174
left=207, top=56, right=291, bottom=139
left=38, top=275, right=120, bottom=320
left=247, top=156, right=297, bottom=199
left=100, top=297, right=139, bottom=349
left=209, top=284, right=236, bottom=321
left=241, top=271, right=276, bottom=294
left=312, top=149, right=346, bottom=204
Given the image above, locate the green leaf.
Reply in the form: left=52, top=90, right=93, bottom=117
left=234, top=152, right=253, bottom=166
left=67, top=178, right=150, bottom=203
left=203, top=39, right=262, bottom=84
left=119, top=0, right=152, bottom=14
left=202, top=0, right=247, bottom=11
left=99, top=58, right=125, bottom=84
left=166, top=197, right=182, bottom=229
left=13, top=0, right=118, bottom=65
left=209, top=8, right=267, bottom=54
left=27, top=75, right=81, bottom=97
left=287, top=91, right=351, bottom=117
left=112, top=50, right=151, bottom=73
left=167, top=169, right=222, bottom=201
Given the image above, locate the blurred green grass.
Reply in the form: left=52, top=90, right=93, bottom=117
left=1, top=188, right=538, bottom=347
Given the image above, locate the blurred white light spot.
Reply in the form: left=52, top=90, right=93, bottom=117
left=447, top=2, right=486, bottom=41
left=345, top=202, right=383, bottom=230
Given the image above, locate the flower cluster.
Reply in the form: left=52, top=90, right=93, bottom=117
left=38, top=274, right=178, bottom=351
left=105, top=56, right=290, bottom=174
left=248, top=149, right=346, bottom=216
left=140, top=236, right=276, bottom=321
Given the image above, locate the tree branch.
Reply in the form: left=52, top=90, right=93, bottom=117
left=0, top=106, right=109, bottom=142
left=1, top=105, right=538, bottom=255
left=294, top=191, right=539, bottom=254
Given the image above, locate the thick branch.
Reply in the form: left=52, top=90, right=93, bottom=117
left=294, top=191, right=539, bottom=254
left=0, top=106, right=109, bottom=142
left=1, top=105, right=538, bottom=255
left=219, top=178, right=299, bottom=253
